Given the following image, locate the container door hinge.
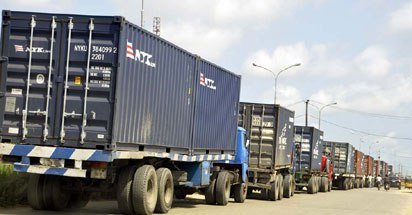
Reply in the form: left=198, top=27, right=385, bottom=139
left=0, top=56, right=7, bottom=63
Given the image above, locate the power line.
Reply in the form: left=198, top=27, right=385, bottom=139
left=308, top=115, right=412, bottom=141
left=310, top=100, right=412, bottom=120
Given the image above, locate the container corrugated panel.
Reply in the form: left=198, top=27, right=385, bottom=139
left=0, top=10, right=241, bottom=155
left=191, top=60, right=241, bottom=154
left=354, top=150, right=364, bottom=177
left=113, top=20, right=196, bottom=153
left=326, top=141, right=355, bottom=174
left=294, top=126, right=323, bottom=172
left=363, top=155, right=374, bottom=176
left=374, top=160, right=380, bottom=176
left=238, top=103, right=295, bottom=169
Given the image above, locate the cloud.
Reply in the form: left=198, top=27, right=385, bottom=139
left=161, top=22, right=241, bottom=61
left=355, top=46, right=391, bottom=78
left=243, top=42, right=309, bottom=77
left=389, top=2, right=412, bottom=32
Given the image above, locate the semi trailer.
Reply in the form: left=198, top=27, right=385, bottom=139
left=238, top=103, right=295, bottom=201
left=363, top=155, right=374, bottom=187
left=353, top=149, right=365, bottom=188
left=294, top=126, right=330, bottom=194
left=0, top=10, right=249, bottom=215
left=324, top=141, right=355, bottom=190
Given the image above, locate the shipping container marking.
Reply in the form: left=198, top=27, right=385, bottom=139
left=126, top=41, right=156, bottom=68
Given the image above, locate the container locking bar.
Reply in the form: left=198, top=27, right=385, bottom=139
left=80, top=18, right=94, bottom=144
left=60, top=18, right=74, bottom=143
left=22, top=16, right=36, bottom=140
left=43, top=16, right=57, bottom=141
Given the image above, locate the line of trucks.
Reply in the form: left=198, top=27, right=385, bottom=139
left=0, top=10, right=392, bottom=215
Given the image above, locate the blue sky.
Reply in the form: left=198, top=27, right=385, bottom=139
left=2, top=0, right=412, bottom=175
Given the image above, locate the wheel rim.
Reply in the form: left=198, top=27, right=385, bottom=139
left=225, top=179, right=230, bottom=199
left=164, top=177, right=173, bottom=205
left=147, top=175, right=156, bottom=204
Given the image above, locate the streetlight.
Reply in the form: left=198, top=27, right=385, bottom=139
left=308, top=101, right=338, bottom=129
left=252, top=63, right=301, bottom=104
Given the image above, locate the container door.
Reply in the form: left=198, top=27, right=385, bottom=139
left=0, top=11, right=119, bottom=149
left=54, top=16, right=119, bottom=149
left=0, top=12, right=61, bottom=144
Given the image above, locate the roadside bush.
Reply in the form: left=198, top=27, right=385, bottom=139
left=0, top=162, right=28, bottom=207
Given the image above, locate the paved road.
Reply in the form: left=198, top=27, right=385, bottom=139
left=1, top=188, right=412, bottom=215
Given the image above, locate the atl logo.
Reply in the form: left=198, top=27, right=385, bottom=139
left=126, top=41, right=156, bottom=68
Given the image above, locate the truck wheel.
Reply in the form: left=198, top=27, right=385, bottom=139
left=205, top=177, right=216, bottom=205
left=28, top=174, right=46, bottom=210
left=328, top=181, right=332, bottom=192
left=314, top=177, right=319, bottom=194
left=268, top=177, right=279, bottom=201
left=343, top=178, right=349, bottom=190
left=319, top=177, right=326, bottom=192
left=278, top=175, right=284, bottom=200
left=132, top=165, right=158, bottom=215
left=233, top=183, right=247, bottom=203
left=308, top=177, right=316, bottom=194
left=283, top=175, right=292, bottom=198
left=216, top=171, right=232, bottom=206
left=43, top=175, right=70, bottom=210
left=155, top=168, right=174, bottom=213
left=117, top=166, right=137, bottom=215
left=68, top=191, right=91, bottom=209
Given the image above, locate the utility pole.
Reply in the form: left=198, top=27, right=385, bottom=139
left=141, top=0, right=144, bottom=28
left=305, top=99, right=309, bottom=126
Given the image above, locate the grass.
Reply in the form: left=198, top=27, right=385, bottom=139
left=0, top=161, right=28, bottom=207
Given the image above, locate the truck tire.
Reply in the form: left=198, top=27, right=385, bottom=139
left=314, top=177, right=319, bottom=194
left=28, top=174, right=46, bottom=210
left=283, top=175, right=292, bottom=198
left=43, top=175, right=70, bottom=210
left=132, top=165, right=158, bottom=215
left=117, top=166, right=137, bottom=215
left=155, top=168, right=174, bottom=213
left=319, top=177, right=326, bottom=192
left=343, top=178, right=350, bottom=190
left=278, top=175, right=284, bottom=200
left=268, top=177, right=279, bottom=201
left=68, top=191, right=91, bottom=209
left=308, top=177, right=316, bottom=194
left=328, top=181, right=332, bottom=192
left=216, top=171, right=232, bottom=206
left=205, top=177, right=216, bottom=204
left=233, top=183, right=247, bottom=203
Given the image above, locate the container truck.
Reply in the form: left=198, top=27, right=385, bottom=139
left=324, top=141, right=355, bottom=190
left=363, top=155, right=374, bottom=187
left=294, top=126, right=330, bottom=194
left=354, top=150, right=365, bottom=188
left=238, top=103, right=295, bottom=201
left=0, top=10, right=249, bottom=215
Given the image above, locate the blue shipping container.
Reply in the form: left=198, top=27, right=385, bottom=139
left=0, top=10, right=241, bottom=155
left=294, top=126, right=324, bottom=172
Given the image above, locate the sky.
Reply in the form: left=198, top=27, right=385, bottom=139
left=2, top=0, right=412, bottom=175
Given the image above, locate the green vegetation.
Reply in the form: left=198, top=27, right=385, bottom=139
left=0, top=162, right=28, bottom=207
